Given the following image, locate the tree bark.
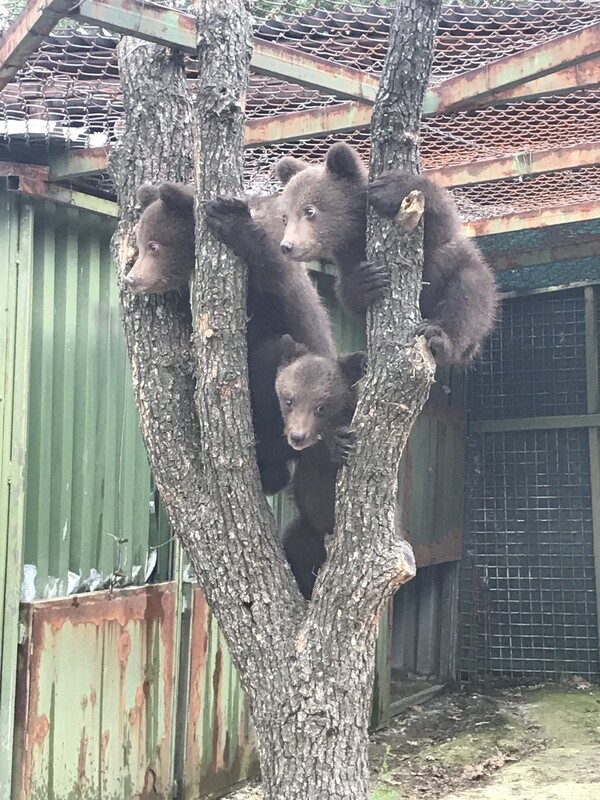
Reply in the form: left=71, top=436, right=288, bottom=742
left=111, top=1, right=442, bottom=798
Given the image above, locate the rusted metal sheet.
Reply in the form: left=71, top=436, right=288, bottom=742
left=13, top=583, right=177, bottom=800
left=184, top=587, right=259, bottom=798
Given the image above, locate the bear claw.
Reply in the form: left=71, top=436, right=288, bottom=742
left=205, top=196, right=251, bottom=241
left=368, top=174, right=403, bottom=217
left=327, top=425, right=357, bottom=465
left=357, top=260, right=390, bottom=303
left=416, top=320, right=453, bottom=364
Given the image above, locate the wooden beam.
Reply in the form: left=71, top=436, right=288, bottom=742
left=0, top=0, right=72, bottom=89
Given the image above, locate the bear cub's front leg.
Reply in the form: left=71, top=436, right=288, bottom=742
left=204, top=196, right=254, bottom=255
left=322, top=424, right=357, bottom=465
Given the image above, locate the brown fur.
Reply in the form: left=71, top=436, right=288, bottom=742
left=275, top=143, right=499, bottom=366
left=275, top=335, right=366, bottom=598
left=130, top=184, right=336, bottom=494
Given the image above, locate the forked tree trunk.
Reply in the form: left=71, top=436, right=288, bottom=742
left=110, top=1, right=441, bottom=797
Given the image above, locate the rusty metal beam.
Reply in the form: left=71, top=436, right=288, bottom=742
left=451, top=58, right=600, bottom=111
left=48, top=146, right=110, bottom=180
left=71, top=0, right=379, bottom=101
left=46, top=136, right=600, bottom=189
left=427, top=141, right=600, bottom=188
left=464, top=200, right=600, bottom=238
left=0, top=163, right=118, bottom=217
left=424, top=22, right=600, bottom=115
left=490, top=236, right=600, bottom=271
left=249, top=102, right=370, bottom=145
left=250, top=40, right=379, bottom=102
left=0, top=0, right=72, bottom=90
left=2, top=0, right=600, bottom=117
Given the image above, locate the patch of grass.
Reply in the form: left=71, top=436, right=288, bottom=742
left=370, top=788, right=403, bottom=800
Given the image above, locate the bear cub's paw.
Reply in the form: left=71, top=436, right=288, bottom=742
left=326, top=425, right=357, bottom=465
left=416, top=320, right=453, bottom=364
left=357, top=259, right=391, bottom=305
left=368, top=174, right=404, bottom=218
left=204, top=197, right=252, bottom=241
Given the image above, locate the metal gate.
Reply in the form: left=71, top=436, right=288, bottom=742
left=460, top=286, right=600, bottom=681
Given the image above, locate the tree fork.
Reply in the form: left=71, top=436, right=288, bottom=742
left=112, top=0, right=443, bottom=797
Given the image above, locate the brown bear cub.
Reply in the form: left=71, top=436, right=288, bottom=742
left=129, top=184, right=335, bottom=494
left=275, top=334, right=367, bottom=598
left=275, top=142, right=498, bottom=366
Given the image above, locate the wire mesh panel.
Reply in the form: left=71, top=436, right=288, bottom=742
left=461, top=288, right=600, bottom=682
left=469, top=289, right=588, bottom=421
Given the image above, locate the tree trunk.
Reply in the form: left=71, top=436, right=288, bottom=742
left=111, top=1, right=442, bottom=798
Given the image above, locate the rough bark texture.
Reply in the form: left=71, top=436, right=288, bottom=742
left=111, top=1, right=442, bottom=798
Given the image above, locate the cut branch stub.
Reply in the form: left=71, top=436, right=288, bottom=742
left=398, top=190, right=425, bottom=232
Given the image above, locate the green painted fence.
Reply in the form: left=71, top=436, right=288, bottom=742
left=23, top=199, right=171, bottom=597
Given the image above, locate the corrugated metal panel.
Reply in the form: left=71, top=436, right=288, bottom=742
left=392, top=561, right=460, bottom=681
left=0, top=193, right=34, bottom=796
left=22, top=199, right=171, bottom=598
left=12, top=583, right=177, bottom=800
left=183, top=587, right=259, bottom=797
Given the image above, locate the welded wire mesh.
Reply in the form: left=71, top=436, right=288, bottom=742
left=469, top=290, right=588, bottom=420
left=460, top=288, right=600, bottom=682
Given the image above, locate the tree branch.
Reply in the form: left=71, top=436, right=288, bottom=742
left=190, top=0, right=305, bottom=689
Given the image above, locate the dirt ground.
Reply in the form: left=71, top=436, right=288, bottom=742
left=224, top=681, right=600, bottom=800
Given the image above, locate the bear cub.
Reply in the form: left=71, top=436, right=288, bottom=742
left=275, top=142, right=498, bottom=366
left=275, top=334, right=367, bottom=598
left=129, top=183, right=336, bottom=495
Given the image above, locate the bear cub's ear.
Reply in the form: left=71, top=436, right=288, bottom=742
left=325, top=143, right=366, bottom=182
left=279, top=334, right=310, bottom=366
left=159, top=183, right=194, bottom=210
left=137, top=184, right=160, bottom=210
left=274, top=157, right=308, bottom=186
left=339, top=351, right=367, bottom=385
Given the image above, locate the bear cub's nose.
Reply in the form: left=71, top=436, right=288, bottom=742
left=280, top=240, right=293, bottom=255
left=290, top=432, right=306, bottom=445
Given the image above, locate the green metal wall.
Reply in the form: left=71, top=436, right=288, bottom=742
left=1, top=196, right=465, bottom=798
left=22, top=199, right=171, bottom=597
left=0, top=192, right=34, bottom=798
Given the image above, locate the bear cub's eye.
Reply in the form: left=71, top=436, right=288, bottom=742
left=284, top=398, right=293, bottom=408
left=315, top=404, right=326, bottom=415
left=282, top=215, right=288, bottom=226
left=304, top=206, right=316, bottom=220
left=148, top=242, right=159, bottom=253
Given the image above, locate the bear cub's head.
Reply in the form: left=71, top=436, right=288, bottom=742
left=275, top=334, right=366, bottom=452
left=274, top=142, right=368, bottom=264
left=127, top=183, right=194, bottom=294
